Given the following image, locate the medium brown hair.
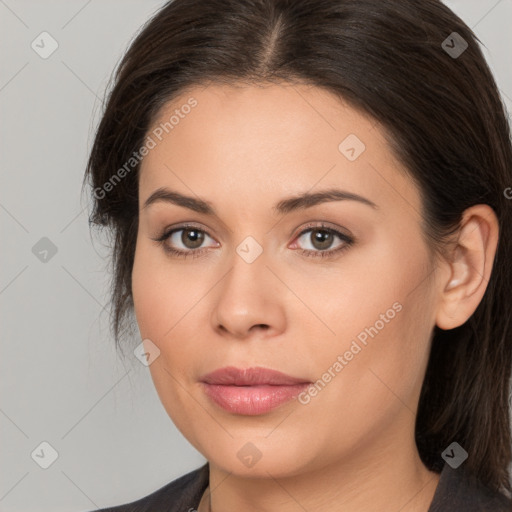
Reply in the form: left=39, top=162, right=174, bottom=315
left=83, top=0, right=512, bottom=496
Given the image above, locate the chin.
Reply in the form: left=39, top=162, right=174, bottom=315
left=197, top=433, right=322, bottom=479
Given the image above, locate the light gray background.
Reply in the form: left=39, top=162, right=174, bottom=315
left=1, top=1, right=511, bottom=511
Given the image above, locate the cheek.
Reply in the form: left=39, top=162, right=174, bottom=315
left=132, top=238, right=184, bottom=339
left=131, top=243, right=202, bottom=428
left=305, top=231, right=434, bottom=405
left=132, top=242, right=180, bottom=346
left=308, top=240, right=414, bottom=344
left=131, top=239, right=207, bottom=377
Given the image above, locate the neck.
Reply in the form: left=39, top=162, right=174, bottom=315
left=198, top=425, right=440, bottom=512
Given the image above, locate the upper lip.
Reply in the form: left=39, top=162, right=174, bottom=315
left=200, top=366, right=310, bottom=386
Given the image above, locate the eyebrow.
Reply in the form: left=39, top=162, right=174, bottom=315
left=142, top=187, right=378, bottom=215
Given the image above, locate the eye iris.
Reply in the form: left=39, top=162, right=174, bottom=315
left=182, top=228, right=204, bottom=249
left=311, top=229, right=333, bottom=250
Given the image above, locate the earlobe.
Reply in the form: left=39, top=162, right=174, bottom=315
left=435, top=205, right=499, bottom=331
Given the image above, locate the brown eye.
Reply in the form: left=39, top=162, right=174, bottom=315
left=180, top=228, right=205, bottom=249
left=308, top=229, right=335, bottom=250
left=293, top=224, right=355, bottom=259
left=152, top=224, right=218, bottom=258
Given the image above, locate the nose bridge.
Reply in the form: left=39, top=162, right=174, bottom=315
left=211, top=237, right=286, bottom=338
left=229, top=237, right=270, bottom=291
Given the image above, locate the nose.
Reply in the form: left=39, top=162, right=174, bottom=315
left=211, top=252, right=287, bottom=340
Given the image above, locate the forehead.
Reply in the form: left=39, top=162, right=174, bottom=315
left=138, top=82, right=421, bottom=218
left=143, top=82, right=376, bottom=166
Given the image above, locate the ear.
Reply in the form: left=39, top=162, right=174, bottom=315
left=435, top=204, right=499, bottom=330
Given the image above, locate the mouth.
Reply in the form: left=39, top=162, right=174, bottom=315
left=200, top=366, right=311, bottom=415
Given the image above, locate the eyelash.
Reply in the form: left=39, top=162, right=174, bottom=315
left=151, top=222, right=355, bottom=260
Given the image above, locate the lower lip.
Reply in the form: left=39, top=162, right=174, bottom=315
left=202, top=383, right=309, bottom=415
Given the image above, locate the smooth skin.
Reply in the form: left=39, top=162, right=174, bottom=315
left=131, top=82, right=499, bottom=512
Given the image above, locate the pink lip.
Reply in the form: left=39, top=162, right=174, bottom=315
left=200, top=366, right=310, bottom=415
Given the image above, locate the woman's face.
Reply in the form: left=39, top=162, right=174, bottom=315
left=132, top=82, right=441, bottom=477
